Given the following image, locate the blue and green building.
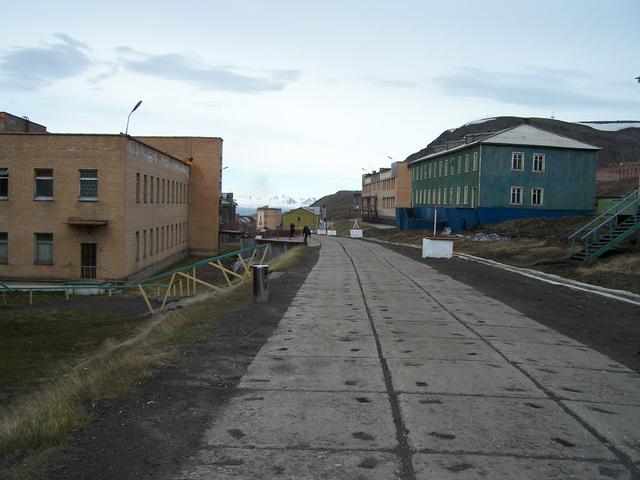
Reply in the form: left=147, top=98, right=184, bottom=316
left=397, top=124, right=600, bottom=232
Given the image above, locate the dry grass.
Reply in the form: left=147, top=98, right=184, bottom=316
left=0, top=245, right=306, bottom=479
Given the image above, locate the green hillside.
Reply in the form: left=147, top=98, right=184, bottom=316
left=312, top=190, right=359, bottom=220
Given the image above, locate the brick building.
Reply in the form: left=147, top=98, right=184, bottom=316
left=0, top=115, right=222, bottom=282
left=0, top=112, right=47, bottom=133
left=597, top=162, right=640, bottom=182
left=361, top=161, right=411, bottom=224
left=256, top=207, right=282, bottom=230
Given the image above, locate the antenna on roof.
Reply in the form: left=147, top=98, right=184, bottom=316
left=551, top=110, right=555, bottom=120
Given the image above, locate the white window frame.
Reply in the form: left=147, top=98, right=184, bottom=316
left=511, top=152, right=524, bottom=171
left=464, top=154, right=470, bottom=172
left=34, top=232, right=53, bottom=265
left=533, top=153, right=545, bottom=172
left=473, top=152, right=478, bottom=171
left=463, top=186, right=469, bottom=204
left=531, top=187, right=544, bottom=206
left=35, top=168, right=54, bottom=200
left=456, top=186, right=461, bottom=205
left=79, top=169, right=98, bottom=201
left=457, top=156, right=462, bottom=174
left=510, top=186, right=524, bottom=205
left=444, top=161, right=448, bottom=176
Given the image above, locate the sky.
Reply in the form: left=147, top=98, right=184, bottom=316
left=2, top=0, right=638, bottom=200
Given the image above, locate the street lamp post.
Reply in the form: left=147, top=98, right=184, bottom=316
left=125, top=100, right=143, bottom=135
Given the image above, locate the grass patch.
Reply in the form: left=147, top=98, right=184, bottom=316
left=0, top=245, right=306, bottom=479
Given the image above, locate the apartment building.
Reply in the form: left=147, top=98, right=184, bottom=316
left=597, top=162, right=640, bottom=182
left=400, top=124, right=599, bottom=232
left=361, top=161, right=411, bottom=224
left=0, top=118, right=222, bottom=282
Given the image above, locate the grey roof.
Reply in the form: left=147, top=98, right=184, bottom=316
left=411, top=124, right=600, bottom=164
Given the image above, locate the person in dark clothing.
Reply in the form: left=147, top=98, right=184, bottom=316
left=303, top=225, right=311, bottom=244
left=289, top=222, right=295, bottom=238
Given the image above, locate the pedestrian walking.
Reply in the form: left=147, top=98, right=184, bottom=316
left=303, top=225, right=311, bottom=244
left=289, top=222, right=295, bottom=238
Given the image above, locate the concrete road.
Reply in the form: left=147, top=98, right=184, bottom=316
left=177, top=236, right=640, bottom=479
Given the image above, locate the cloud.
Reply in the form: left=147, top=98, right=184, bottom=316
left=434, top=67, right=639, bottom=109
left=0, top=33, right=92, bottom=90
left=359, top=76, right=421, bottom=89
left=116, top=48, right=301, bottom=93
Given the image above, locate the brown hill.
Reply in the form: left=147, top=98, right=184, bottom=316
left=405, top=117, right=640, bottom=168
left=312, top=190, right=359, bottom=220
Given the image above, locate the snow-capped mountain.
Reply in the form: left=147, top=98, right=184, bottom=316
left=234, top=193, right=317, bottom=209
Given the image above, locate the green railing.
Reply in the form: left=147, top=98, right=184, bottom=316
left=1, top=244, right=270, bottom=312
left=569, top=188, right=640, bottom=260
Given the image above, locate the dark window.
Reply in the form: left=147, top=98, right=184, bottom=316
left=79, top=169, right=98, bottom=200
left=136, top=173, right=140, bottom=203
left=0, top=168, right=8, bottom=199
left=0, top=232, right=7, bottom=264
left=34, top=233, right=53, bottom=264
left=35, top=169, right=53, bottom=199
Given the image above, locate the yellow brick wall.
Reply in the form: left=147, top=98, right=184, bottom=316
left=0, top=134, right=127, bottom=279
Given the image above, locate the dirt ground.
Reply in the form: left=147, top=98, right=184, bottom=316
left=365, top=216, right=640, bottom=295
left=40, top=245, right=320, bottom=480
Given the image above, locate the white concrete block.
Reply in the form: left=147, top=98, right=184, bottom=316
left=422, top=239, right=453, bottom=259
left=327, top=230, right=337, bottom=236
left=350, top=229, right=364, bottom=238
left=317, top=229, right=327, bottom=235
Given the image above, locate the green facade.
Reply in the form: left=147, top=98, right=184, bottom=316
left=411, top=145, right=481, bottom=208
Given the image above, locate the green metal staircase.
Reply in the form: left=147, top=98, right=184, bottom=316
left=569, top=187, right=640, bottom=261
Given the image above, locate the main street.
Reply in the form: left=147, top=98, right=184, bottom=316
left=178, top=236, right=640, bottom=479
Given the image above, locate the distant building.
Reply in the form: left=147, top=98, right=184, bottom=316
left=283, top=207, right=320, bottom=231
left=399, top=124, right=599, bottom=232
left=220, top=192, right=238, bottom=230
left=256, top=206, right=282, bottom=230
left=361, top=161, right=411, bottom=224
left=0, top=113, right=222, bottom=282
left=597, top=162, right=640, bottom=181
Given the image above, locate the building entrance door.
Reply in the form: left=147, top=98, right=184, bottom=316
left=81, top=243, right=97, bottom=279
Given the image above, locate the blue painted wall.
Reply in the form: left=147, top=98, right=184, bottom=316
left=397, top=207, right=593, bottom=233
left=479, top=145, right=598, bottom=210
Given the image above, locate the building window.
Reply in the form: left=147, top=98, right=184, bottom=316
left=79, top=169, right=98, bottom=200
left=444, top=161, right=448, bottom=176
left=143, top=175, right=148, bottom=203
left=143, top=230, right=147, bottom=258
left=161, top=226, right=165, bottom=250
left=443, top=188, right=447, bottom=205
left=149, top=229, right=154, bottom=256
left=531, top=187, right=544, bottom=206
left=471, top=187, right=477, bottom=208
left=464, top=154, right=470, bottom=172
left=156, top=177, right=160, bottom=203
left=512, top=152, right=524, bottom=171
left=162, top=179, right=166, bottom=203
left=136, top=231, right=140, bottom=260
left=450, top=158, right=455, bottom=175
left=156, top=228, right=159, bottom=253
left=510, top=186, right=523, bottom=205
left=150, top=176, right=154, bottom=203
left=450, top=188, right=454, bottom=204
left=0, top=168, right=8, bottom=199
left=533, top=154, right=545, bottom=172
left=456, top=187, right=461, bottom=205
left=473, top=152, right=478, bottom=171
left=457, top=156, right=462, bottom=174
left=428, top=163, right=432, bottom=178
left=34, top=233, right=53, bottom=264
left=0, top=232, right=7, bottom=264
left=463, top=186, right=469, bottom=204
left=35, top=169, right=54, bottom=200
left=136, top=173, right=140, bottom=203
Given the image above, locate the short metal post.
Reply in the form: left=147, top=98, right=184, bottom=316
left=29, top=290, right=33, bottom=305
left=252, top=264, right=269, bottom=303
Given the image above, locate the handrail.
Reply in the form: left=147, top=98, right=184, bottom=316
left=579, top=191, right=640, bottom=242
left=569, top=188, right=640, bottom=241
left=135, top=244, right=267, bottom=285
